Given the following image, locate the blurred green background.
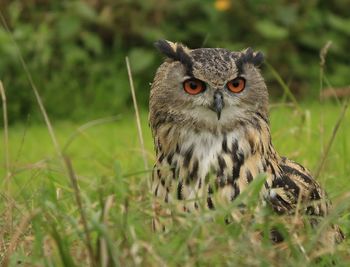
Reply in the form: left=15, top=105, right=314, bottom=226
left=0, top=0, right=349, bottom=122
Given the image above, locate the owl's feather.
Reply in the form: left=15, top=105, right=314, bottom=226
left=149, top=40, right=344, bottom=243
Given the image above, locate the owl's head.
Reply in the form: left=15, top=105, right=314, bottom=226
left=150, top=40, right=268, bottom=132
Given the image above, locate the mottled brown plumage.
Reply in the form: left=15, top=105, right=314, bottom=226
left=149, top=40, right=343, bottom=243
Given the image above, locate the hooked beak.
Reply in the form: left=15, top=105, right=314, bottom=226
left=213, top=90, right=224, bottom=120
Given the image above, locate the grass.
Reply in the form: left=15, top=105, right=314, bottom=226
left=1, top=101, right=350, bottom=266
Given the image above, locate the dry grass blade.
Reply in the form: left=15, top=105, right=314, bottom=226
left=318, top=41, right=332, bottom=155
left=293, top=233, right=310, bottom=262
left=314, top=99, right=349, bottom=179
left=1, top=210, right=38, bottom=267
left=64, top=156, right=96, bottom=267
left=320, top=41, right=332, bottom=69
left=0, top=81, right=14, bottom=238
left=125, top=57, right=149, bottom=174
left=0, top=81, right=10, bottom=183
left=100, top=195, right=114, bottom=267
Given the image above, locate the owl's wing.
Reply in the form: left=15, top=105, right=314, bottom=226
left=267, top=157, right=328, bottom=216
left=266, top=157, right=344, bottom=243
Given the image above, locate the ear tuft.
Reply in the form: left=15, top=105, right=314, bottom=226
left=236, top=48, right=264, bottom=74
left=154, top=39, right=193, bottom=75
left=252, top=51, right=264, bottom=66
left=154, top=40, right=177, bottom=59
left=243, top=47, right=254, bottom=63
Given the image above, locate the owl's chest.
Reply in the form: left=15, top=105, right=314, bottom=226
left=153, top=127, right=269, bottom=208
left=175, top=132, right=227, bottom=179
left=156, top=128, right=249, bottom=186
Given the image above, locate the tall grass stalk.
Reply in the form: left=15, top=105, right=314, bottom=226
left=64, top=156, right=96, bottom=267
left=0, top=81, right=10, bottom=184
left=125, top=57, right=149, bottom=177
left=0, top=12, right=62, bottom=161
left=314, top=99, right=349, bottom=179
left=0, top=13, right=102, bottom=265
left=0, top=80, right=14, bottom=240
left=314, top=41, right=349, bottom=179
left=317, top=41, right=332, bottom=171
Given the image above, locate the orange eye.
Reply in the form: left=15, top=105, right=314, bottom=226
left=226, top=77, right=246, bottom=93
left=183, top=78, right=206, bottom=95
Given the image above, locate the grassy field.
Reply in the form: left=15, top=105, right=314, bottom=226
left=1, top=101, right=350, bottom=266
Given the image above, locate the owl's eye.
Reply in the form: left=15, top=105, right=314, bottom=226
left=226, top=77, right=246, bottom=93
left=183, top=78, right=206, bottom=95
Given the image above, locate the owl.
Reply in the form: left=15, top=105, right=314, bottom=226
left=149, top=40, right=344, bottom=243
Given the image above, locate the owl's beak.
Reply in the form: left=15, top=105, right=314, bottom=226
left=213, top=90, right=224, bottom=120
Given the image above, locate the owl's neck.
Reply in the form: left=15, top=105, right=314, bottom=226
left=153, top=113, right=282, bottom=191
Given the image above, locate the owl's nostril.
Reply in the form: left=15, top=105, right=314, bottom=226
left=213, top=90, right=224, bottom=120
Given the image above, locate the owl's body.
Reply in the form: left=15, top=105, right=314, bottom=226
left=149, top=40, right=343, bottom=242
